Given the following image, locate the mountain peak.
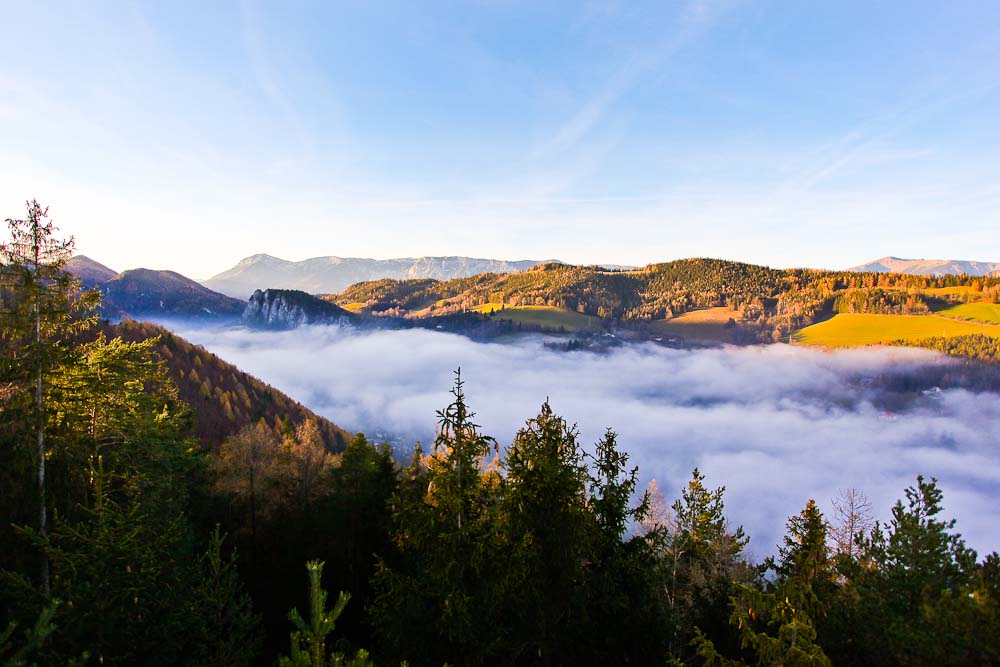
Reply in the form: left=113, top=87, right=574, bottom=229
left=239, top=253, right=288, bottom=266
left=65, top=255, right=119, bottom=286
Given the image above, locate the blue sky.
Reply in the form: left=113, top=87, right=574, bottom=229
left=2, top=1, right=999, bottom=278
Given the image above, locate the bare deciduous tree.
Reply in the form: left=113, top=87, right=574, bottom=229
left=830, top=487, right=874, bottom=559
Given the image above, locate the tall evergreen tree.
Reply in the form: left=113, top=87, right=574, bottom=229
left=0, top=201, right=98, bottom=596
left=584, top=429, right=669, bottom=664
left=502, top=401, right=592, bottom=665
left=849, top=476, right=991, bottom=665
left=663, top=469, right=751, bottom=661
left=370, top=370, right=508, bottom=666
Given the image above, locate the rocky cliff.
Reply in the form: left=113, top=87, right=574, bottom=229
left=243, top=288, right=357, bottom=329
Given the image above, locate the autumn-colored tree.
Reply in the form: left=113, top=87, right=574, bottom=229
left=284, top=418, right=333, bottom=503
left=212, top=421, right=284, bottom=558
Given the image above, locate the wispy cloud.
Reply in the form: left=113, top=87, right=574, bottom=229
left=529, top=0, right=727, bottom=162
left=238, top=0, right=315, bottom=166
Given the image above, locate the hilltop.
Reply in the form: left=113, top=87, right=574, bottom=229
left=64, top=256, right=246, bottom=320
left=103, top=268, right=245, bottom=319
left=64, top=255, right=118, bottom=287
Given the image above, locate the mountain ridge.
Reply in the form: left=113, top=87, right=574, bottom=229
left=203, top=253, right=563, bottom=298
left=106, top=319, right=352, bottom=450
left=65, top=255, right=118, bottom=287
left=64, top=257, right=247, bottom=319
left=849, top=256, right=1000, bottom=276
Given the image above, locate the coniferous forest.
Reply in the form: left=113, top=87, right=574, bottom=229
left=3, top=207, right=1000, bottom=666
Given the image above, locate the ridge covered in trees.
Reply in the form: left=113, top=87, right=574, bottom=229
left=100, top=319, right=352, bottom=451
left=329, top=258, right=1000, bottom=350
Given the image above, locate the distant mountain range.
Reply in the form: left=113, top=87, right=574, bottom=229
left=849, top=256, right=1000, bottom=276
left=203, top=254, right=561, bottom=298
left=66, top=255, right=245, bottom=319
left=64, top=251, right=1000, bottom=324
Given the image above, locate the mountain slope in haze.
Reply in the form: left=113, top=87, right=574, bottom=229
left=850, top=256, right=1000, bottom=276
left=102, top=268, right=246, bottom=318
left=108, top=319, right=352, bottom=451
left=65, top=255, right=118, bottom=287
left=204, top=253, right=559, bottom=298
left=65, top=255, right=246, bottom=319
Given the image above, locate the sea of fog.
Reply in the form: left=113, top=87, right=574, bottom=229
left=164, top=321, right=1000, bottom=559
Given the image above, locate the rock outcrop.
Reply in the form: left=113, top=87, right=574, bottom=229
left=243, top=289, right=356, bottom=329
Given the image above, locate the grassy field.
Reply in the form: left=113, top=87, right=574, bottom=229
left=793, top=313, right=1000, bottom=347
left=476, top=304, right=604, bottom=332
left=646, top=307, right=741, bottom=343
left=922, top=286, right=980, bottom=298
left=937, top=301, right=1000, bottom=324
left=341, top=302, right=366, bottom=313
left=469, top=302, right=505, bottom=314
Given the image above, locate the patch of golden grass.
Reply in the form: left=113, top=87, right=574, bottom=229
left=793, top=313, right=1000, bottom=347
left=646, top=307, right=741, bottom=343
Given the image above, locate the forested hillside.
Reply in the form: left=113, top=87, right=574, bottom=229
left=103, top=319, right=351, bottom=450
left=330, top=259, right=1000, bottom=349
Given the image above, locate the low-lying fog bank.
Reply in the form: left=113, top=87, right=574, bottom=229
left=165, top=321, right=1000, bottom=558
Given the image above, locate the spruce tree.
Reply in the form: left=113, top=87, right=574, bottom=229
left=0, top=201, right=98, bottom=596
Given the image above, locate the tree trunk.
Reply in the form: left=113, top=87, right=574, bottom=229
left=36, top=301, right=49, bottom=598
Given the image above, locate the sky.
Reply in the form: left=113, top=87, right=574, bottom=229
left=165, top=321, right=1000, bottom=557
left=2, top=1, right=1000, bottom=279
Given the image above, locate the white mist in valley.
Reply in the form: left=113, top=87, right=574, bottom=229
left=167, top=322, right=1000, bottom=558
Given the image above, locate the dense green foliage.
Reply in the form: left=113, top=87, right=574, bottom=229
left=3, top=208, right=999, bottom=665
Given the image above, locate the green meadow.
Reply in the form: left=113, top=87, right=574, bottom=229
left=936, top=301, right=1000, bottom=324
left=793, top=313, right=1000, bottom=347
